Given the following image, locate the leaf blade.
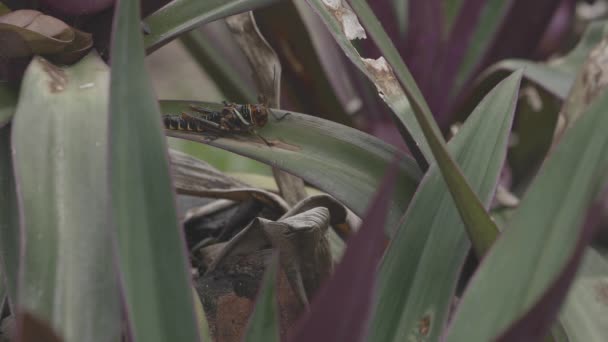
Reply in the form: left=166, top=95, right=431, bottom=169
left=370, top=70, right=521, bottom=342
left=445, top=88, right=608, bottom=342
left=109, top=0, right=199, bottom=341
left=12, top=54, right=121, bottom=341
left=143, top=0, right=280, bottom=53
left=349, top=0, right=501, bottom=256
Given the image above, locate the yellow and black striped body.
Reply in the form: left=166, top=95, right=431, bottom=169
left=162, top=113, right=220, bottom=132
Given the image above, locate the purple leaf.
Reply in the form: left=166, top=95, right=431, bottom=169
left=402, top=0, right=442, bottom=100
left=288, top=157, right=401, bottom=342
left=495, top=186, right=607, bottom=342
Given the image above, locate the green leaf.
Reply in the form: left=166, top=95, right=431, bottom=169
left=160, top=101, right=422, bottom=235
left=109, top=1, right=199, bottom=341
left=370, top=71, right=521, bottom=342
left=445, top=88, right=608, bottom=342
left=11, top=54, right=121, bottom=341
left=559, top=248, right=608, bottom=341
left=303, top=0, right=435, bottom=165
left=0, top=125, right=18, bottom=304
left=480, top=21, right=608, bottom=99
left=243, top=256, right=279, bottom=342
left=143, top=0, right=280, bottom=53
left=349, top=0, right=501, bottom=256
left=0, top=83, right=17, bottom=126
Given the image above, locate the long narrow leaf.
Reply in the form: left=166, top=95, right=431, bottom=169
left=289, top=158, right=400, bottom=342
left=480, top=21, right=608, bottom=100
left=349, top=0, right=500, bottom=256
left=445, top=88, right=608, bottom=342
left=109, top=1, right=199, bottom=341
left=12, top=54, right=121, bottom=341
left=143, top=0, right=280, bottom=53
left=304, top=0, right=434, bottom=165
left=370, top=71, right=521, bottom=342
left=497, top=190, right=606, bottom=341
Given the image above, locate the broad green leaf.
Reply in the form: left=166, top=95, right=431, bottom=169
left=0, top=83, right=17, bottom=126
left=349, top=0, right=500, bottom=256
left=243, top=256, right=279, bottom=342
left=0, top=125, right=18, bottom=304
left=480, top=21, right=608, bottom=99
left=559, top=248, right=608, bottom=341
left=370, top=71, right=521, bottom=342
left=445, top=88, right=608, bottom=342
left=109, top=1, right=199, bottom=341
left=12, top=54, right=120, bottom=341
left=304, top=0, right=435, bottom=164
left=143, top=0, right=280, bottom=53
left=160, top=101, right=422, bottom=235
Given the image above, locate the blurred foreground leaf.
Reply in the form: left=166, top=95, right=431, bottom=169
left=12, top=54, right=120, bottom=341
left=109, top=1, right=199, bottom=341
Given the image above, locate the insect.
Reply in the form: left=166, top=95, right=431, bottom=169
left=163, top=96, right=289, bottom=146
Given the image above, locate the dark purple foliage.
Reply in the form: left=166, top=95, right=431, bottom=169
left=360, top=0, right=574, bottom=130
left=288, top=157, right=400, bottom=342
left=37, top=0, right=115, bottom=15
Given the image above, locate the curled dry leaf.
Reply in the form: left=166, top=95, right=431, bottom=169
left=169, top=149, right=289, bottom=211
left=195, top=195, right=348, bottom=342
left=320, top=0, right=366, bottom=40
left=0, top=10, right=92, bottom=81
left=0, top=10, right=74, bottom=57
